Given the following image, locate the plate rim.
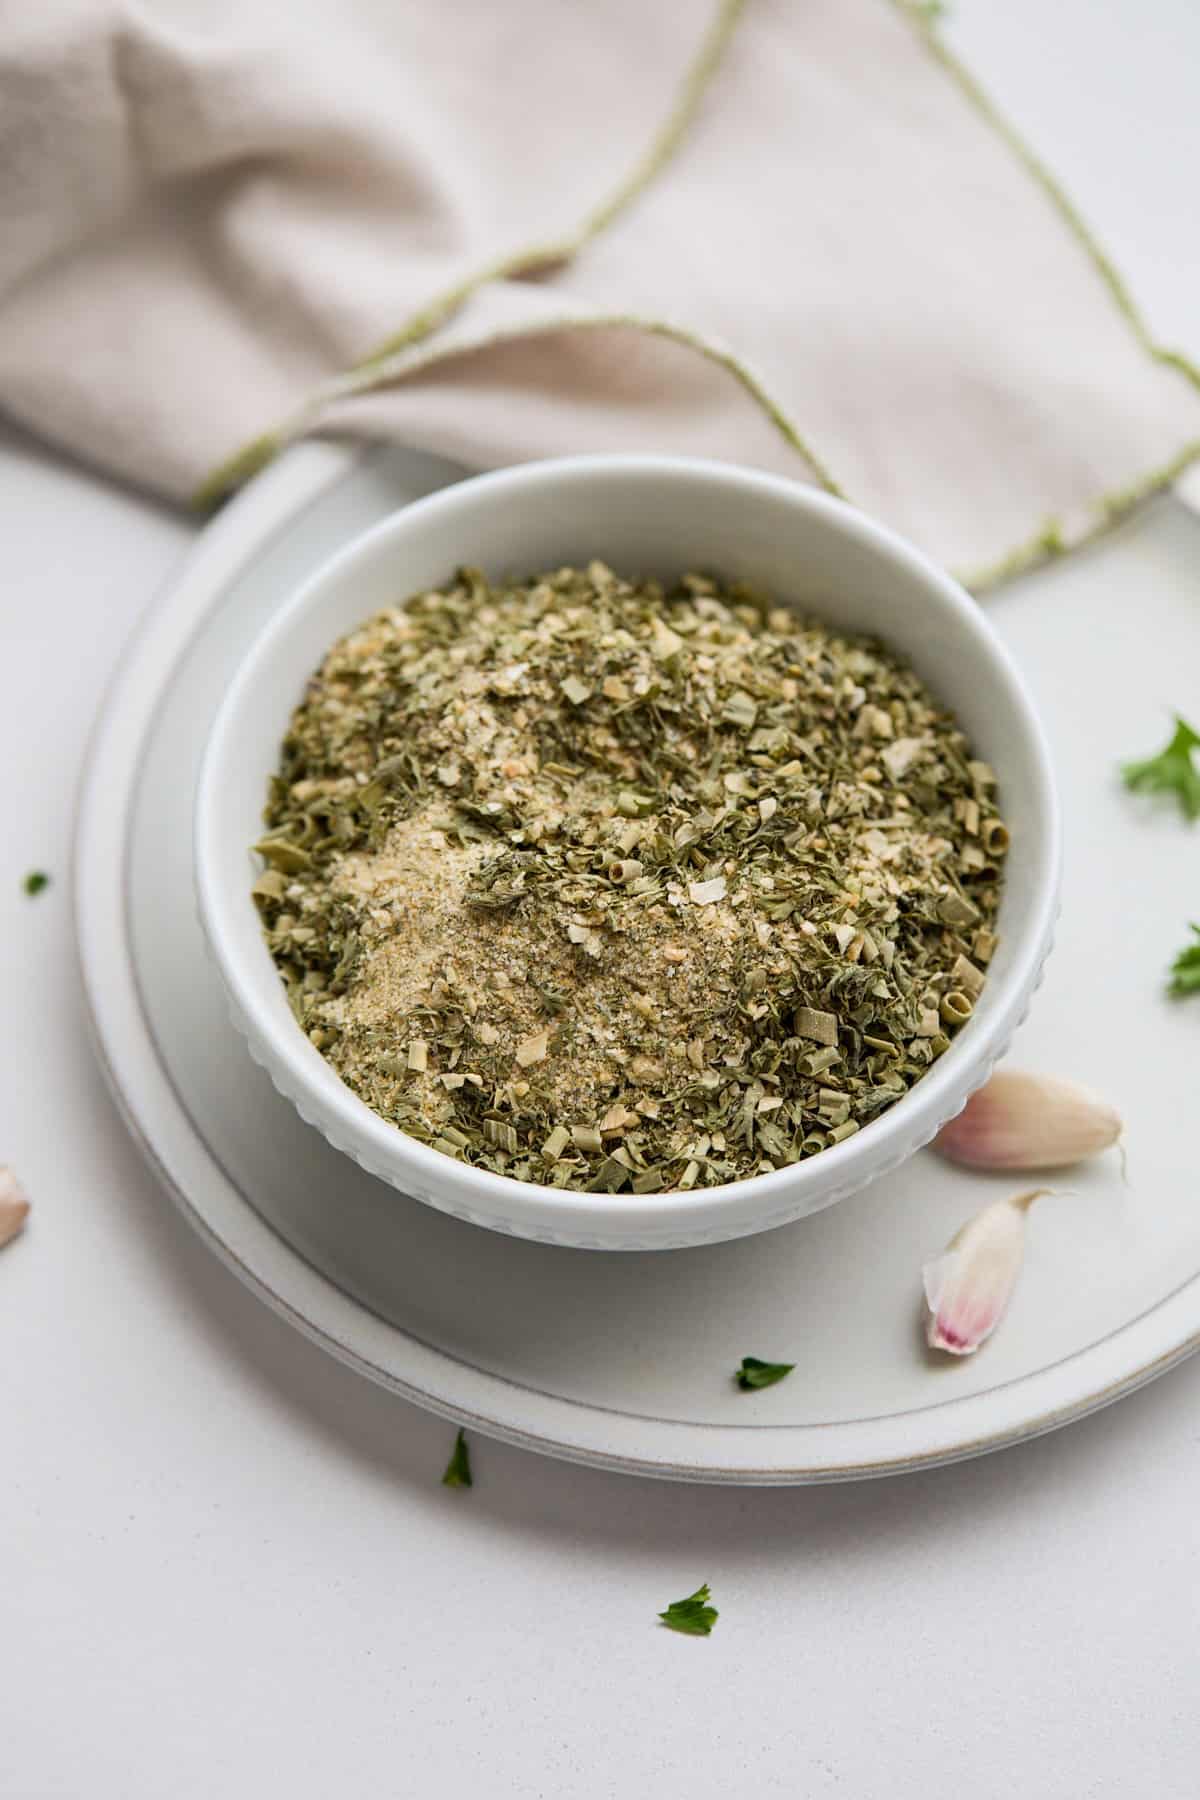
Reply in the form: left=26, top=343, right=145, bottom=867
left=73, top=438, right=1200, bottom=1483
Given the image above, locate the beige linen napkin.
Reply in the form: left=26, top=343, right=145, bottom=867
left=2, top=0, right=1198, bottom=584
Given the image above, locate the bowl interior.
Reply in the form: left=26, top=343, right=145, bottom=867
left=196, top=457, right=1057, bottom=1231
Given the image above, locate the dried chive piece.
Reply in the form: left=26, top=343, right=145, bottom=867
left=252, top=836, right=310, bottom=873
left=794, top=1006, right=839, bottom=1047
left=937, top=892, right=980, bottom=926
left=483, top=1119, right=518, bottom=1155
left=940, top=990, right=973, bottom=1025
left=251, top=869, right=287, bottom=903
left=616, top=789, right=657, bottom=819
left=253, top=563, right=1003, bottom=1191
left=541, top=1124, right=571, bottom=1161
left=951, top=953, right=985, bottom=999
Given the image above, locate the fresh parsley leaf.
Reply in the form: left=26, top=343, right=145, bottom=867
left=1121, top=716, right=1200, bottom=821
left=735, top=1355, right=795, bottom=1391
left=441, top=1427, right=473, bottom=1488
left=659, top=1584, right=718, bottom=1636
left=22, top=870, right=50, bottom=897
left=1168, top=924, right=1200, bottom=997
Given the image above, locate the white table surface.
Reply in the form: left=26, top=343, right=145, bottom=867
left=5, top=4, right=1200, bottom=1793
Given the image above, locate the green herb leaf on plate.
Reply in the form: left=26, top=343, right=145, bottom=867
left=441, top=1427, right=473, bottom=1488
left=22, top=871, right=50, bottom=897
left=659, top=1583, right=718, bottom=1636
left=735, top=1355, right=795, bottom=1391
left=1168, top=924, right=1200, bottom=997
left=1121, top=716, right=1200, bottom=821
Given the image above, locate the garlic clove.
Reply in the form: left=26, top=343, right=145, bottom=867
left=933, top=1070, right=1121, bottom=1171
left=923, top=1189, right=1047, bottom=1356
left=0, top=1166, right=31, bottom=1250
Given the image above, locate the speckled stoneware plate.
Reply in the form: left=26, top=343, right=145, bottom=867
left=75, top=441, right=1200, bottom=1482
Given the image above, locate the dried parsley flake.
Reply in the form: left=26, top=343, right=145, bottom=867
left=255, top=564, right=1005, bottom=1193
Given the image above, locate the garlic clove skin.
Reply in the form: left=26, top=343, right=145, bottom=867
left=933, top=1070, right=1121, bottom=1171
left=0, top=1166, right=30, bottom=1250
left=923, top=1189, right=1047, bottom=1356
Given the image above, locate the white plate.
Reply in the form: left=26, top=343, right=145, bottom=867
left=75, top=442, right=1200, bottom=1483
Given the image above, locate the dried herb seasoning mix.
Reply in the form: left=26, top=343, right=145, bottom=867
left=254, top=564, right=1005, bottom=1192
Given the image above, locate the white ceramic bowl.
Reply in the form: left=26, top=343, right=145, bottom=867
left=195, top=455, right=1060, bottom=1250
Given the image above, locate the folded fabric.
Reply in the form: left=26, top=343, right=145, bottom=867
left=2, top=0, right=1197, bottom=584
